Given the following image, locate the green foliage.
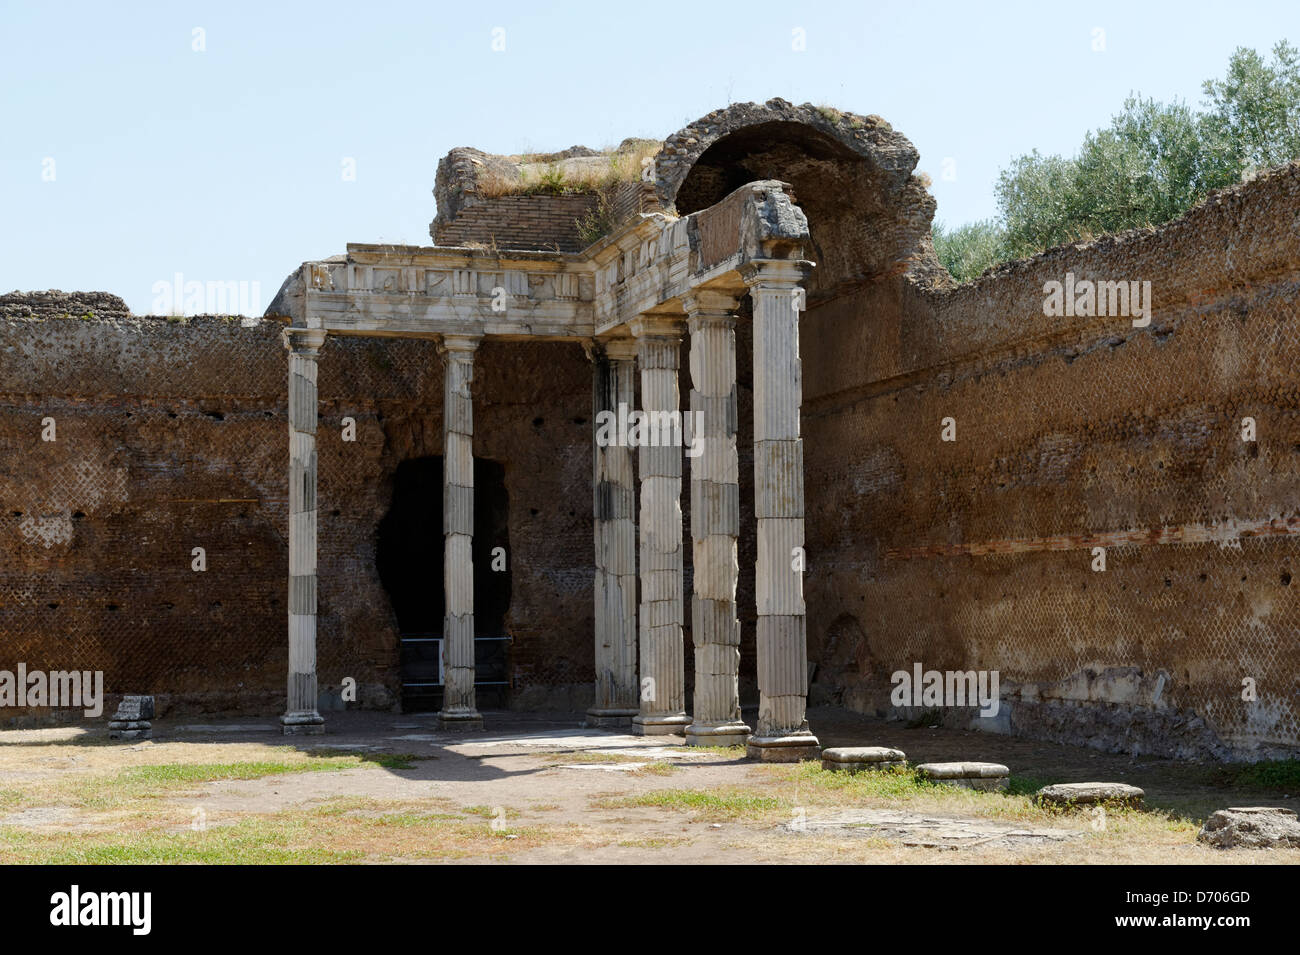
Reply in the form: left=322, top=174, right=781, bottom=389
left=1202, top=41, right=1300, bottom=175
left=533, top=163, right=569, bottom=195
left=942, top=40, right=1300, bottom=280
left=932, top=218, right=1006, bottom=281
left=996, top=96, right=1231, bottom=259
left=575, top=191, right=617, bottom=247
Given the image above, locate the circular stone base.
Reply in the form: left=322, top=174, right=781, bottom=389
left=438, top=712, right=485, bottom=732
left=281, top=713, right=325, bottom=736
left=746, top=732, right=821, bottom=762
left=632, top=715, right=691, bottom=736
left=586, top=708, right=638, bottom=728
left=685, top=722, right=751, bottom=748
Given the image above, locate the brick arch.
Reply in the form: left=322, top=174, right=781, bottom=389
left=654, top=99, right=944, bottom=294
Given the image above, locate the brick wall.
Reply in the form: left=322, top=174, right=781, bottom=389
left=0, top=314, right=598, bottom=722
left=801, top=162, right=1300, bottom=759
left=434, top=194, right=600, bottom=252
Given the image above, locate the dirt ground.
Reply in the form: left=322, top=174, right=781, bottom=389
left=0, top=706, right=1296, bottom=864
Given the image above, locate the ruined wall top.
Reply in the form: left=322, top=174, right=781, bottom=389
left=652, top=98, right=919, bottom=210
left=654, top=99, right=941, bottom=295
left=0, top=290, right=131, bottom=322
left=426, top=100, right=939, bottom=292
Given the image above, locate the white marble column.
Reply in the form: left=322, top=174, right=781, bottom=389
left=683, top=291, right=750, bottom=747
left=587, top=339, right=640, bottom=726
left=630, top=316, right=690, bottom=735
left=742, top=261, right=820, bottom=761
left=282, top=327, right=327, bottom=735
left=438, top=334, right=484, bottom=731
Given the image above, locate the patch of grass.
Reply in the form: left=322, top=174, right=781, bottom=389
left=532, top=163, right=569, bottom=195
left=116, top=757, right=366, bottom=786
left=0, top=820, right=358, bottom=865
left=480, top=141, right=661, bottom=200
left=594, top=788, right=786, bottom=820
left=55, top=754, right=407, bottom=812
left=680, top=745, right=747, bottom=758
left=617, top=836, right=690, bottom=849
left=1208, top=758, right=1300, bottom=791
left=786, top=761, right=937, bottom=799
left=305, top=749, right=423, bottom=770
left=0, top=797, right=575, bottom=864
left=460, top=805, right=521, bottom=820
left=1006, top=774, right=1053, bottom=796
left=630, top=763, right=679, bottom=777
left=542, top=751, right=644, bottom=765
left=763, top=763, right=1067, bottom=824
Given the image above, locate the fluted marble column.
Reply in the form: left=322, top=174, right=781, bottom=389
left=683, top=291, right=750, bottom=747
left=439, top=334, right=484, bottom=731
left=630, top=316, right=690, bottom=735
left=587, top=339, right=640, bottom=726
left=742, top=261, right=820, bottom=761
left=282, top=327, right=327, bottom=735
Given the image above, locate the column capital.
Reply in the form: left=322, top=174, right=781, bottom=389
left=627, top=314, right=685, bottom=342
left=438, top=334, right=482, bottom=360
left=681, top=287, right=742, bottom=320
left=282, top=326, right=327, bottom=356
left=739, top=259, right=814, bottom=290
left=583, top=337, right=639, bottom=363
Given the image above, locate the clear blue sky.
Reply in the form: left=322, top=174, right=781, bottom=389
left=2, top=0, right=1296, bottom=314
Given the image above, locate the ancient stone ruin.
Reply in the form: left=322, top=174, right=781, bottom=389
left=4, top=99, right=1299, bottom=763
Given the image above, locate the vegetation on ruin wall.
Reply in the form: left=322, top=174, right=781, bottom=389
left=935, top=41, right=1300, bottom=281
left=477, top=140, right=661, bottom=198
left=471, top=140, right=660, bottom=246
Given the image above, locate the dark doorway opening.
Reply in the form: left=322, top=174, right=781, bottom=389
left=376, top=456, right=511, bottom=712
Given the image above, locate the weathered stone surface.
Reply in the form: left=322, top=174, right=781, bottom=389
left=108, top=695, right=154, bottom=741
left=438, top=336, right=482, bottom=728
left=916, top=762, right=1010, bottom=790
left=111, top=695, right=155, bottom=721
left=633, top=320, right=689, bottom=736
left=108, top=727, right=151, bottom=741
left=784, top=808, right=1082, bottom=850
left=0, top=290, right=131, bottom=321
left=657, top=99, right=935, bottom=296
left=821, top=746, right=906, bottom=772
left=917, top=761, right=1009, bottom=779
left=1197, top=807, right=1300, bottom=849
left=588, top=345, right=639, bottom=724
left=1036, top=782, right=1145, bottom=808
left=822, top=746, right=906, bottom=763
left=746, top=733, right=821, bottom=762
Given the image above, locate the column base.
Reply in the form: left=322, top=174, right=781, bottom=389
left=438, top=710, right=484, bottom=732
left=281, top=712, right=325, bottom=736
left=746, top=731, right=821, bottom=762
left=586, top=707, right=638, bottom=728
left=631, top=714, right=691, bottom=736
left=685, top=721, right=752, bottom=748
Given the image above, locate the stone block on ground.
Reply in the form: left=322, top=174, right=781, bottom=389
left=1197, top=807, right=1300, bottom=849
left=820, top=746, right=906, bottom=772
left=915, top=761, right=1010, bottom=791
left=112, top=695, right=155, bottom=721
left=108, top=695, right=154, bottom=741
left=1036, top=782, right=1144, bottom=809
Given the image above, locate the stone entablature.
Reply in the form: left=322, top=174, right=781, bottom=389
left=271, top=180, right=812, bottom=345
